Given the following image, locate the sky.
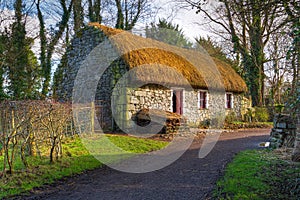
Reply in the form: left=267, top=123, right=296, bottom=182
left=155, top=0, right=216, bottom=40
left=132, top=0, right=212, bottom=42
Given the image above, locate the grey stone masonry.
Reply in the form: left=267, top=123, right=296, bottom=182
left=269, top=114, right=297, bottom=148
left=57, top=26, right=106, bottom=101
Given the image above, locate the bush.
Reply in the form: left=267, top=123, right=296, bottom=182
left=198, top=119, right=210, bottom=129
left=254, top=107, right=270, bottom=122
left=243, top=108, right=255, bottom=122
left=274, top=104, right=285, bottom=113
left=225, top=111, right=237, bottom=124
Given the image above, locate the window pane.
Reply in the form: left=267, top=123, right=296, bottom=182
left=199, top=91, right=207, bottom=109
left=226, top=93, right=232, bottom=109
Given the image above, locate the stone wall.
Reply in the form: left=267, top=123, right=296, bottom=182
left=184, top=91, right=245, bottom=125
left=269, top=114, right=297, bottom=148
left=232, top=94, right=244, bottom=119
left=126, top=85, right=172, bottom=118
left=118, top=87, right=246, bottom=128
left=184, top=90, right=210, bottom=124
left=224, top=94, right=247, bottom=120
left=57, top=26, right=130, bottom=130
left=96, top=59, right=128, bottom=129
left=57, top=27, right=105, bottom=100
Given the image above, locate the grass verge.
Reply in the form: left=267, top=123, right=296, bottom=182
left=214, top=149, right=300, bottom=200
left=0, top=134, right=168, bottom=199
left=224, top=121, right=273, bottom=130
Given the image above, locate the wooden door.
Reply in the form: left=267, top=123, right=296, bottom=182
left=172, top=90, right=183, bottom=114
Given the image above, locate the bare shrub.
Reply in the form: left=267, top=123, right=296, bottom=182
left=0, top=101, right=73, bottom=176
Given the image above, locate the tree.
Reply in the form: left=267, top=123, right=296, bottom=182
left=73, top=0, right=84, bottom=32
left=7, top=0, right=28, bottom=99
left=36, top=0, right=73, bottom=98
left=284, top=0, right=299, bottom=97
left=145, top=18, right=193, bottom=48
left=264, top=30, right=292, bottom=107
left=87, top=0, right=102, bottom=23
left=284, top=0, right=300, bottom=162
left=195, top=36, right=239, bottom=69
left=25, top=46, right=43, bottom=99
left=52, top=53, right=67, bottom=99
left=0, top=34, right=8, bottom=100
left=3, top=0, right=42, bottom=100
left=182, top=0, right=289, bottom=106
left=114, top=0, right=153, bottom=30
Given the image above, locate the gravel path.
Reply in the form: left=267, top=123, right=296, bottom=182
left=15, top=129, right=270, bottom=200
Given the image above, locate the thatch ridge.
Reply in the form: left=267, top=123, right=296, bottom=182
left=89, top=22, right=124, bottom=36
left=88, top=23, right=247, bottom=93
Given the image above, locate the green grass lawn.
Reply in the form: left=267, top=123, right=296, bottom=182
left=0, top=134, right=168, bottom=199
left=214, top=149, right=300, bottom=200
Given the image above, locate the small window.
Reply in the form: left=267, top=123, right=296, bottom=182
left=226, top=93, right=233, bottom=109
left=198, top=91, right=208, bottom=109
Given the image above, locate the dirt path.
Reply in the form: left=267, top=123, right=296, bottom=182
left=15, top=129, right=270, bottom=200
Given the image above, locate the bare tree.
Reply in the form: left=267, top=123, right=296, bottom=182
left=36, top=0, right=73, bottom=98
left=264, top=29, right=293, bottom=107
left=73, top=0, right=84, bottom=32
left=39, top=102, right=71, bottom=163
left=114, top=0, right=154, bottom=30
left=0, top=101, right=32, bottom=174
left=283, top=0, right=299, bottom=96
left=0, top=100, right=73, bottom=176
left=87, top=0, right=102, bottom=23
left=181, top=0, right=290, bottom=106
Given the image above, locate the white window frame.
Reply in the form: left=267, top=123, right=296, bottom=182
left=198, top=90, right=209, bottom=109
left=225, top=92, right=234, bottom=109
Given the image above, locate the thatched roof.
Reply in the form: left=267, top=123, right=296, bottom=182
left=89, top=23, right=247, bottom=93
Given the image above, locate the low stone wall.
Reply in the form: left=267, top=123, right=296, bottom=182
left=269, top=114, right=297, bottom=148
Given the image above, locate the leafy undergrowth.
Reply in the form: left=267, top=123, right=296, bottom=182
left=214, top=149, right=300, bottom=200
left=0, top=135, right=168, bottom=199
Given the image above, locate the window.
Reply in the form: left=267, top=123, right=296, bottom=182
left=226, top=93, right=233, bottom=109
left=198, top=91, right=208, bottom=109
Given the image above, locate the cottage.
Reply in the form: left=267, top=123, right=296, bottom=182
left=57, top=23, right=249, bottom=132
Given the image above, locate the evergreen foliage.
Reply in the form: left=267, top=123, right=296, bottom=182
left=145, top=18, right=193, bottom=48
left=0, top=0, right=42, bottom=100
left=52, top=53, right=67, bottom=100
left=195, top=37, right=240, bottom=74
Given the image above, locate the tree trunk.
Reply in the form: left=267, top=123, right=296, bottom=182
left=49, top=137, right=56, bottom=164
left=37, top=0, right=73, bottom=98
left=21, top=139, right=29, bottom=168
left=249, top=0, right=265, bottom=107
left=73, top=0, right=83, bottom=32
left=115, top=0, right=124, bottom=29
left=88, top=0, right=102, bottom=23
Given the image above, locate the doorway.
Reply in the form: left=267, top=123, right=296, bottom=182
left=172, top=90, right=183, bottom=115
